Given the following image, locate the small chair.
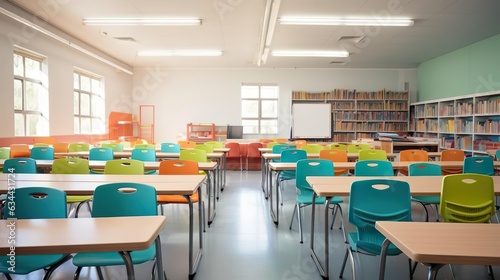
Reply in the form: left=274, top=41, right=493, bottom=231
left=277, top=149, right=307, bottom=205
left=440, top=149, right=465, bottom=175
left=246, top=142, right=263, bottom=170
left=178, top=140, right=196, bottom=149
left=68, top=143, right=90, bottom=152
left=101, top=143, right=124, bottom=152
left=104, top=159, right=145, bottom=175
left=131, top=148, right=157, bottom=174
left=354, top=160, right=394, bottom=176
left=339, top=179, right=412, bottom=279
left=9, top=144, right=30, bottom=158
left=272, top=144, right=291, bottom=156
left=346, top=143, right=371, bottom=153
left=205, top=141, right=224, bottom=149
left=408, top=162, right=442, bottom=222
left=327, top=143, right=347, bottom=151
left=293, top=140, right=307, bottom=149
left=319, top=149, right=349, bottom=176
left=274, top=138, right=288, bottom=144
left=72, top=182, right=161, bottom=280
left=0, top=148, right=10, bottom=159
left=225, top=142, right=242, bottom=171
left=301, top=144, right=324, bottom=154
left=195, top=143, right=214, bottom=153
left=134, top=143, right=156, bottom=149
left=53, top=142, right=69, bottom=153
left=358, top=149, right=387, bottom=161
left=2, top=158, right=37, bottom=174
left=266, top=142, right=279, bottom=148
left=160, top=142, right=181, bottom=153
left=463, top=156, right=494, bottom=176
left=398, top=149, right=429, bottom=176
left=30, top=146, right=55, bottom=160
left=290, top=159, right=345, bottom=243
left=88, top=147, right=114, bottom=174
left=0, top=187, right=72, bottom=280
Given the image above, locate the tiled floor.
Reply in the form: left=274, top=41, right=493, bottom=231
left=4, top=170, right=499, bottom=279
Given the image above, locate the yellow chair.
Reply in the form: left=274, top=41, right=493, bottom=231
left=68, top=143, right=90, bottom=152
left=346, top=143, right=371, bottom=153
left=301, top=144, right=324, bottom=154
left=327, top=143, right=347, bottom=150
left=103, top=159, right=145, bottom=175
left=358, top=149, right=387, bottom=161
left=0, top=148, right=10, bottom=159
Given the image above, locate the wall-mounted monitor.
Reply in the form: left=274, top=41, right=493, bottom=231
left=227, top=125, right=243, bottom=139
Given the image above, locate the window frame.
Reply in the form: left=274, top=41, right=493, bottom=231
left=73, top=70, right=105, bottom=134
left=241, top=83, right=279, bottom=135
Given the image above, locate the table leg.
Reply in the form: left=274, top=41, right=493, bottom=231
left=118, top=251, right=135, bottom=280
left=261, top=155, right=266, bottom=193
left=207, top=170, right=216, bottom=226
left=215, top=158, right=221, bottom=200
left=222, top=153, right=227, bottom=190
left=269, top=170, right=281, bottom=226
left=310, top=193, right=331, bottom=280
left=154, top=236, right=165, bottom=280
left=183, top=192, right=203, bottom=280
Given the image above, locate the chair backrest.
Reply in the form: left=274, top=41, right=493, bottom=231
left=496, top=150, right=500, bottom=161
left=33, top=143, right=49, bottom=147
left=3, top=186, right=67, bottom=219
left=399, top=149, right=428, bottom=162
left=10, top=144, right=30, bottom=158
left=53, top=142, right=69, bottom=153
left=179, top=149, right=208, bottom=162
left=246, top=142, right=263, bottom=158
left=51, top=157, right=90, bottom=174
left=354, top=160, right=394, bottom=176
left=296, top=159, right=334, bottom=195
left=160, top=142, right=181, bottom=153
left=224, top=142, right=241, bottom=158
left=272, top=144, right=290, bottom=154
left=463, top=156, right=494, bottom=176
left=91, top=183, right=157, bottom=217
left=327, top=143, right=347, bottom=151
left=68, top=143, right=90, bottom=152
left=134, top=143, right=155, bottom=149
left=266, top=142, right=279, bottom=148
left=348, top=179, right=411, bottom=254
left=274, top=138, right=288, bottom=144
left=89, top=147, right=114, bottom=161
left=280, top=149, right=307, bottom=163
left=205, top=141, right=224, bottom=148
left=0, top=147, right=10, bottom=159
left=358, top=149, right=387, bottom=161
left=101, top=143, right=124, bottom=152
left=293, top=140, right=307, bottom=149
left=104, top=159, right=145, bottom=174
left=131, top=148, right=156, bottom=162
left=301, top=144, right=325, bottom=154
left=178, top=140, right=196, bottom=149
left=159, top=159, right=199, bottom=175
left=440, top=174, right=495, bottom=223
left=346, top=143, right=371, bottom=153
left=195, top=144, right=214, bottom=153
left=319, top=149, right=348, bottom=162
left=29, top=146, right=55, bottom=160
left=3, top=158, right=37, bottom=173
left=441, top=149, right=465, bottom=161
left=408, top=162, right=442, bottom=176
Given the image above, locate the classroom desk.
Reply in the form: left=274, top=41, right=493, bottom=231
left=376, top=221, right=500, bottom=280
left=0, top=173, right=205, bottom=279
left=0, top=216, right=166, bottom=280
left=305, top=175, right=500, bottom=280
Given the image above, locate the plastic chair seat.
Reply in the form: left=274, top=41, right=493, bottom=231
left=347, top=232, right=401, bottom=256
left=72, top=246, right=155, bottom=266
left=157, top=192, right=200, bottom=204
left=296, top=191, right=343, bottom=205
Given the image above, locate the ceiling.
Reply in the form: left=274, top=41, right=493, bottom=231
left=6, top=0, right=500, bottom=69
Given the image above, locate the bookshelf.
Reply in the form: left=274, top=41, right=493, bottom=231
left=292, top=89, right=409, bottom=142
left=409, top=90, right=500, bottom=154
left=187, top=123, right=216, bottom=143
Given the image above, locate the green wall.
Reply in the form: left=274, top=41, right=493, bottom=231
left=417, top=34, right=500, bottom=102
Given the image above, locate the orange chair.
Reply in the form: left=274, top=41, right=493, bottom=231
left=441, top=149, right=465, bottom=175
left=53, top=143, right=69, bottom=153
left=274, top=138, right=288, bottom=144
left=178, top=140, right=196, bottom=149
left=156, top=160, right=205, bottom=230
left=293, top=140, right=307, bottom=149
left=225, top=142, right=242, bottom=170
left=246, top=142, right=263, bottom=170
left=10, top=144, right=30, bottom=158
left=319, top=149, right=349, bottom=176
left=398, top=149, right=429, bottom=176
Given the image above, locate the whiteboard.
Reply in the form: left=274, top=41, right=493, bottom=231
left=292, top=103, right=332, bottom=139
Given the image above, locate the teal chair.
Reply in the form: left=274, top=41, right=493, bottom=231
left=160, top=142, right=181, bottom=153
left=354, top=160, right=393, bottom=176
left=339, top=179, right=412, bottom=279
left=89, top=147, right=114, bottom=174
left=2, top=158, right=37, bottom=174
left=463, top=156, right=494, bottom=176
left=131, top=148, right=157, bottom=174
left=30, top=146, right=54, bottom=160
left=0, top=187, right=72, bottom=279
left=290, top=159, right=345, bottom=243
left=272, top=144, right=290, bottom=156
left=72, top=182, right=162, bottom=279
left=278, top=149, right=307, bottom=205
left=408, top=162, right=442, bottom=222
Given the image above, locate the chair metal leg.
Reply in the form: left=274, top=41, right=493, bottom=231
left=339, top=248, right=349, bottom=278
left=74, top=266, right=82, bottom=280
left=96, top=266, right=105, bottom=280
left=3, top=273, right=13, bottom=280
left=297, top=204, right=303, bottom=243
left=488, top=265, right=495, bottom=280
left=42, top=254, right=73, bottom=280
left=289, top=204, right=297, bottom=230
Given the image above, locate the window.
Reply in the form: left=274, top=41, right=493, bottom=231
left=13, top=51, right=49, bottom=136
left=74, top=71, right=105, bottom=134
left=241, top=84, right=279, bottom=134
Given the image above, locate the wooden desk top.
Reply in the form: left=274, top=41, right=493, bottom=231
left=260, top=150, right=441, bottom=159
left=375, top=221, right=500, bottom=266
left=306, top=175, right=500, bottom=197
left=0, top=216, right=166, bottom=255
left=54, top=151, right=224, bottom=159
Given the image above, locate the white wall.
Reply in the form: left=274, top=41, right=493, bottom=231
left=0, top=15, right=132, bottom=137
left=132, top=68, right=417, bottom=143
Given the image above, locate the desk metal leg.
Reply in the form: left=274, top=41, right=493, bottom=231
left=269, top=170, right=281, bottom=226
left=119, top=251, right=135, bottom=280
left=310, top=193, right=331, bottom=280
left=154, top=236, right=165, bottom=280
left=261, top=156, right=266, bottom=193
left=207, top=170, right=217, bottom=226
left=222, top=153, right=227, bottom=190
left=183, top=192, right=203, bottom=280
left=215, top=159, right=221, bottom=200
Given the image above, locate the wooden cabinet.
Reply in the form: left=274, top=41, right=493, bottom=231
left=187, top=123, right=216, bottom=142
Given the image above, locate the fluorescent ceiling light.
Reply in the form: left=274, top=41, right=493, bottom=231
left=279, top=17, right=414, bottom=26
left=83, top=18, right=201, bottom=26
left=271, top=50, right=349, bottom=58
left=137, top=50, right=223, bottom=57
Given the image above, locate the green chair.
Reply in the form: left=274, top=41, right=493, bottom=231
left=0, top=147, right=10, bottom=159
left=266, top=142, right=279, bottom=148
left=104, top=159, right=145, bottom=175
left=134, top=143, right=156, bottom=149
left=0, top=187, right=72, bottom=279
left=277, top=149, right=307, bottom=205
left=463, top=156, right=494, bottom=176
left=205, top=141, right=224, bottom=149
left=72, top=182, right=162, bottom=280
left=160, top=142, right=181, bottom=153
left=101, top=143, right=124, bottom=152
left=2, top=158, right=37, bottom=174
left=326, top=143, right=347, bottom=150
left=346, top=143, right=371, bottom=153
left=358, top=149, right=387, bottom=161
left=354, top=160, right=393, bottom=176
left=408, top=162, right=442, bottom=222
left=339, top=179, right=412, bottom=279
left=30, top=146, right=54, bottom=160
left=68, top=143, right=90, bottom=152
left=300, top=144, right=324, bottom=154
left=195, top=143, right=214, bottom=153
left=290, top=159, right=345, bottom=243
left=51, top=157, right=92, bottom=218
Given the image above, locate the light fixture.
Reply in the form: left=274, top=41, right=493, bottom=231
left=257, top=0, right=281, bottom=66
left=271, top=50, right=349, bottom=58
left=137, top=50, right=223, bottom=57
left=279, top=17, right=414, bottom=26
left=82, top=18, right=201, bottom=26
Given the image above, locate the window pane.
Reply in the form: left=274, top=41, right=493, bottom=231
left=74, top=92, right=79, bottom=114
left=14, top=113, right=25, bottom=136
left=14, top=79, right=23, bottom=110
left=13, top=54, right=23, bottom=76
left=80, top=93, right=90, bottom=116
left=80, top=118, right=91, bottom=134
left=74, top=117, right=80, bottom=134
left=91, top=95, right=104, bottom=118
left=241, top=85, right=259, bottom=98
left=242, top=100, right=259, bottom=118
left=74, top=73, right=79, bottom=89
left=242, top=120, right=259, bottom=134
left=25, top=57, right=41, bottom=80
left=25, top=82, right=42, bottom=111
left=92, top=118, right=105, bottom=134
left=261, top=100, right=278, bottom=118
left=261, top=119, right=278, bottom=134
left=261, top=86, right=278, bottom=99
left=80, top=76, right=91, bottom=92
left=26, top=114, right=41, bottom=136
left=91, top=78, right=102, bottom=94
